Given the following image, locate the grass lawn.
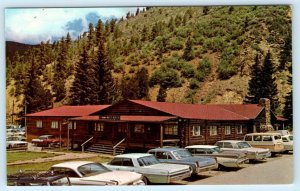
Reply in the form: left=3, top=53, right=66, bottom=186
left=7, top=156, right=111, bottom=175
left=7, top=151, right=62, bottom=163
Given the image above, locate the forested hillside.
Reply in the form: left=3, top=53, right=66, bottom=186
left=6, top=6, right=292, bottom=126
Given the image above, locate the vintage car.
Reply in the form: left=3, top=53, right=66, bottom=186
left=6, top=128, right=26, bottom=137
left=185, top=145, right=248, bottom=168
left=147, top=147, right=218, bottom=174
left=6, top=136, right=28, bottom=150
left=31, top=135, right=64, bottom=147
left=215, top=140, right=271, bottom=162
left=103, top=153, right=192, bottom=184
left=244, top=132, right=285, bottom=156
left=281, top=135, right=293, bottom=153
left=50, top=161, right=145, bottom=185
left=8, top=171, right=71, bottom=186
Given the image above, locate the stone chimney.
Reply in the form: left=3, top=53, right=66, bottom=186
left=258, top=98, right=274, bottom=132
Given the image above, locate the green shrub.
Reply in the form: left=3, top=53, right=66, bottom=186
left=181, top=62, right=195, bottom=78
left=190, top=78, right=199, bottom=89
left=197, top=57, right=212, bottom=74
left=175, top=27, right=192, bottom=38
left=114, top=63, right=124, bottom=73
left=149, top=65, right=181, bottom=88
left=168, top=38, right=184, bottom=50
left=129, top=67, right=136, bottom=73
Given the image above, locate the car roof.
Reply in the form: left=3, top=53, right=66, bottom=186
left=185, top=145, right=218, bottom=149
left=114, top=153, right=153, bottom=158
left=148, top=147, right=185, bottom=152
left=51, top=161, right=95, bottom=169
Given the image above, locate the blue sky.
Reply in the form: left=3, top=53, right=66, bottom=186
left=5, top=7, right=143, bottom=44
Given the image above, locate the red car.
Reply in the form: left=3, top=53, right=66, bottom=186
left=31, top=135, right=64, bottom=147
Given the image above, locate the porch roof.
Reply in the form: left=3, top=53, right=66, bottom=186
left=69, top=115, right=177, bottom=123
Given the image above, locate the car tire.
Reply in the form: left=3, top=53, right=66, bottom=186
left=142, top=177, right=149, bottom=185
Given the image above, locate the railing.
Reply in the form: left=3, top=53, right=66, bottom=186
left=113, top=138, right=126, bottom=156
left=81, top=136, right=94, bottom=152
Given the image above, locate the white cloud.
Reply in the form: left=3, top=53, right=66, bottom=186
left=5, top=7, right=142, bottom=44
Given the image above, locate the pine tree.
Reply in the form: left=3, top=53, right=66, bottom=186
left=52, top=37, right=68, bottom=102
left=20, top=57, right=52, bottom=125
left=94, top=39, right=115, bottom=104
left=136, top=67, right=149, bottom=99
left=88, top=23, right=95, bottom=48
left=69, top=47, right=97, bottom=105
left=203, top=6, right=209, bottom=15
left=182, top=37, right=195, bottom=61
left=96, top=19, right=105, bottom=44
left=168, top=17, right=175, bottom=32
left=278, top=32, right=292, bottom=70
left=136, top=8, right=140, bottom=16
left=260, top=51, right=278, bottom=111
left=141, top=25, right=149, bottom=41
left=244, top=54, right=263, bottom=104
left=283, top=58, right=292, bottom=128
left=157, top=85, right=167, bottom=102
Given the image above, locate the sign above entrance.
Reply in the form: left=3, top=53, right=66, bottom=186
left=99, top=115, right=120, bottom=121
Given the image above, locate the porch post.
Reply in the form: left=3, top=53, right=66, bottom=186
left=112, top=123, right=115, bottom=144
left=126, top=123, right=130, bottom=147
left=160, top=124, right=163, bottom=148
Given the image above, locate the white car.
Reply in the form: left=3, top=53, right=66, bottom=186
left=282, top=135, right=293, bottom=153
left=215, top=140, right=271, bottom=162
left=6, top=136, right=28, bottom=150
left=50, top=161, right=145, bottom=185
left=185, top=145, right=248, bottom=168
left=103, top=153, right=192, bottom=184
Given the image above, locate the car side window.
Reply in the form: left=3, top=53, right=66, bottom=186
left=282, top=137, right=288, bottom=142
left=110, top=158, right=123, bottom=166
left=253, top=135, right=262, bottom=141
left=223, top=142, right=233, bottom=148
left=216, top=142, right=223, bottom=148
left=122, top=158, right=134, bottom=166
left=156, top=152, right=170, bottom=159
left=195, top=148, right=207, bottom=154
left=262, top=136, right=272, bottom=141
left=245, top=136, right=252, bottom=141
left=187, top=148, right=195, bottom=154
left=51, top=167, right=80, bottom=178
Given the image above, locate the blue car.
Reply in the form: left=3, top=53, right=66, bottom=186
left=148, top=147, right=218, bottom=175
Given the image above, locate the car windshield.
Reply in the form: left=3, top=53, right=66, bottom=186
left=211, top=147, right=221, bottom=153
left=236, top=142, right=251, bottom=149
left=78, top=163, right=110, bottom=177
left=289, top=135, right=293, bottom=141
left=172, top=149, right=193, bottom=159
left=137, top=155, right=160, bottom=166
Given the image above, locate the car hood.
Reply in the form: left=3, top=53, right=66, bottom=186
left=80, top=171, right=142, bottom=185
left=143, top=163, right=189, bottom=173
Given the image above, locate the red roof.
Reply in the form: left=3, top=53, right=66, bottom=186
left=70, top=115, right=177, bottom=122
left=276, top=116, right=288, bottom=121
left=129, top=100, right=264, bottom=121
left=26, top=105, right=110, bottom=117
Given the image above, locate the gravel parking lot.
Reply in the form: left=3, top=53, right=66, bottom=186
left=171, top=153, right=293, bottom=185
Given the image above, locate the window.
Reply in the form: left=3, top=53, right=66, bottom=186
left=245, top=135, right=252, bottom=141
left=253, top=135, right=262, bottom=141
left=110, top=158, right=123, bottom=166
left=223, top=142, right=233, bottom=148
left=94, top=122, right=104, bottom=132
left=262, top=136, right=272, bottom=141
left=68, top=122, right=76, bottom=130
left=164, top=125, right=178, bottom=135
left=209, top=126, right=217, bottom=136
left=122, top=158, right=134, bottom=166
left=134, top=124, right=144, bottom=133
left=118, top=124, right=127, bottom=133
left=192, top=126, right=201, bottom=136
left=282, top=137, right=288, bottom=142
left=51, top=121, right=59, bottom=129
left=156, top=152, right=171, bottom=159
left=36, top=120, right=43, bottom=128
left=237, top=125, right=243, bottom=134
left=225, top=126, right=231, bottom=135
